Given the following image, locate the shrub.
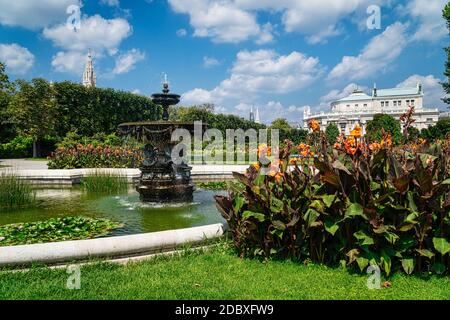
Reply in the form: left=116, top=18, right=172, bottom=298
left=215, top=131, right=450, bottom=275
left=0, top=135, right=33, bottom=158
left=82, top=171, right=129, bottom=194
left=48, top=144, right=143, bottom=169
left=0, top=171, right=36, bottom=209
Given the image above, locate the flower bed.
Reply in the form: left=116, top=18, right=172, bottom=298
left=216, top=121, right=450, bottom=275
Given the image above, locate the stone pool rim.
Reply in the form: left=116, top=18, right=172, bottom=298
left=0, top=223, right=227, bottom=267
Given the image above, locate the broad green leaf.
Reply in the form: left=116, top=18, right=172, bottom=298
left=303, top=208, right=320, bottom=228
left=383, top=231, right=400, bottom=244
left=324, top=220, right=339, bottom=236
left=401, top=258, right=415, bottom=275
left=310, top=200, right=325, bottom=213
left=356, top=257, right=369, bottom=271
left=381, top=251, right=392, bottom=275
left=415, top=249, right=435, bottom=259
left=353, top=230, right=374, bottom=246
left=321, top=194, right=337, bottom=208
left=233, top=196, right=245, bottom=213
left=345, top=202, right=364, bottom=218
left=242, top=211, right=265, bottom=222
left=442, top=178, right=450, bottom=185
left=432, top=237, right=450, bottom=256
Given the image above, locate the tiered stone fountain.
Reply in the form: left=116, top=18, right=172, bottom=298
left=118, top=79, right=204, bottom=202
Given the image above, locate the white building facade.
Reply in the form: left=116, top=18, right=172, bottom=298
left=303, top=84, right=440, bottom=135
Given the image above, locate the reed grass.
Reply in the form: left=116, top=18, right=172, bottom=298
left=81, top=171, right=129, bottom=194
left=0, top=171, right=36, bottom=209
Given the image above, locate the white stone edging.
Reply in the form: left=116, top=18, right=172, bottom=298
left=0, top=223, right=227, bottom=267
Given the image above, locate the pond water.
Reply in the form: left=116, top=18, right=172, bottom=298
left=0, top=187, right=227, bottom=236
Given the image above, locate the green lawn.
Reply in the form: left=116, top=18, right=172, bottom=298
left=0, top=245, right=449, bottom=300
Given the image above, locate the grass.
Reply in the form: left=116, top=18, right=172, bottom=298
left=24, top=158, right=48, bottom=161
left=81, top=171, right=128, bottom=194
left=0, top=243, right=448, bottom=300
left=0, top=171, right=36, bottom=209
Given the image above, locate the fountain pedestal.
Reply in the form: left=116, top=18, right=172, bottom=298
left=118, top=80, right=205, bottom=203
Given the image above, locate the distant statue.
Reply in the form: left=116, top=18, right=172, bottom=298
left=142, top=144, right=157, bottom=167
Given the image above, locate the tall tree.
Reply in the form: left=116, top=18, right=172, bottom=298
left=0, top=62, right=14, bottom=143
left=442, top=2, right=450, bottom=107
left=325, top=123, right=340, bottom=143
left=7, top=78, right=58, bottom=157
left=366, top=114, right=402, bottom=144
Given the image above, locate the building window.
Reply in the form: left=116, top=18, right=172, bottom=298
left=381, top=101, right=384, bottom=107
left=393, top=101, right=397, bottom=107
left=398, top=100, right=402, bottom=106
left=427, top=118, right=433, bottom=122
left=411, top=100, right=415, bottom=106
left=385, top=101, right=389, bottom=107
left=363, top=104, right=367, bottom=108
left=355, top=104, right=358, bottom=108
left=406, top=100, right=410, bottom=105
left=346, top=104, right=350, bottom=108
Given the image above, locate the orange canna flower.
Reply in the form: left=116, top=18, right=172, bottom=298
left=368, top=142, right=381, bottom=152
left=333, top=142, right=342, bottom=150
left=380, top=134, right=392, bottom=148
left=257, top=144, right=272, bottom=157
left=350, top=124, right=362, bottom=138
left=308, top=120, right=320, bottom=132
left=252, top=162, right=261, bottom=171
left=274, top=172, right=284, bottom=183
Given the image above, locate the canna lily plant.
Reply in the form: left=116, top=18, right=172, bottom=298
left=215, top=125, right=450, bottom=275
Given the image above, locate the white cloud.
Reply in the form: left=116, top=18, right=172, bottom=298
left=169, top=0, right=388, bottom=44
left=182, top=88, right=216, bottom=106
left=132, top=89, right=141, bottom=94
left=327, top=22, right=408, bottom=82
left=407, top=0, right=447, bottom=43
left=51, top=50, right=86, bottom=74
left=112, top=49, right=145, bottom=75
left=182, top=49, right=322, bottom=107
left=100, top=0, right=120, bottom=6
left=0, top=0, right=79, bottom=30
left=203, top=56, right=220, bottom=68
left=396, top=74, right=446, bottom=110
left=43, top=14, right=132, bottom=55
left=176, top=28, right=187, bottom=37
left=168, top=0, right=271, bottom=44
left=0, top=43, right=34, bottom=75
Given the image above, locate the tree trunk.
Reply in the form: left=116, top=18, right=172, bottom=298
left=32, top=139, right=37, bottom=158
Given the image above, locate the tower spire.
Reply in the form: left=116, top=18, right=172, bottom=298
left=82, top=49, right=96, bottom=88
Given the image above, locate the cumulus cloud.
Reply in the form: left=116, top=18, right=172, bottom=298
left=396, top=74, right=446, bottom=110
left=327, top=22, right=408, bottom=82
left=100, top=0, right=120, bottom=6
left=0, top=43, right=35, bottom=75
left=51, top=50, right=86, bottom=74
left=407, top=0, right=447, bottom=43
left=203, top=56, right=220, bottom=68
left=169, top=0, right=389, bottom=44
left=0, top=0, right=79, bottom=30
left=112, top=49, right=145, bottom=75
left=43, top=14, right=132, bottom=55
left=182, top=49, right=323, bottom=106
left=168, top=0, right=272, bottom=44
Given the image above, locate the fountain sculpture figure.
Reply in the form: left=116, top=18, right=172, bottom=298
left=118, top=76, right=204, bottom=202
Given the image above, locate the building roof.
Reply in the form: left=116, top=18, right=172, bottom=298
left=376, top=87, right=420, bottom=97
left=336, top=90, right=372, bottom=102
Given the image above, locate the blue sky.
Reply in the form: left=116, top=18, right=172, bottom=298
left=0, top=0, right=448, bottom=124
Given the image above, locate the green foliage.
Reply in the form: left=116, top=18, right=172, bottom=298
left=81, top=171, right=129, bottom=194
left=270, top=118, right=291, bottom=130
left=216, top=137, right=450, bottom=275
left=0, top=135, right=33, bottom=158
left=0, top=171, right=36, bottom=209
left=0, top=216, right=122, bottom=246
left=366, top=114, right=402, bottom=144
left=47, top=143, right=143, bottom=169
left=443, top=2, right=450, bottom=106
left=197, top=181, right=229, bottom=190
left=420, top=119, right=450, bottom=141
left=0, top=62, right=14, bottom=143
left=325, top=123, right=340, bottom=143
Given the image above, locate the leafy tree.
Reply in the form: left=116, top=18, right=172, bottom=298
left=0, top=62, right=14, bottom=143
left=420, top=119, right=450, bottom=141
left=406, top=126, right=420, bottom=143
left=7, top=78, right=58, bottom=157
left=366, top=114, right=402, bottom=144
left=270, top=118, right=292, bottom=131
left=442, top=2, right=450, bottom=107
left=325, top=123, right=340, bottom=143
